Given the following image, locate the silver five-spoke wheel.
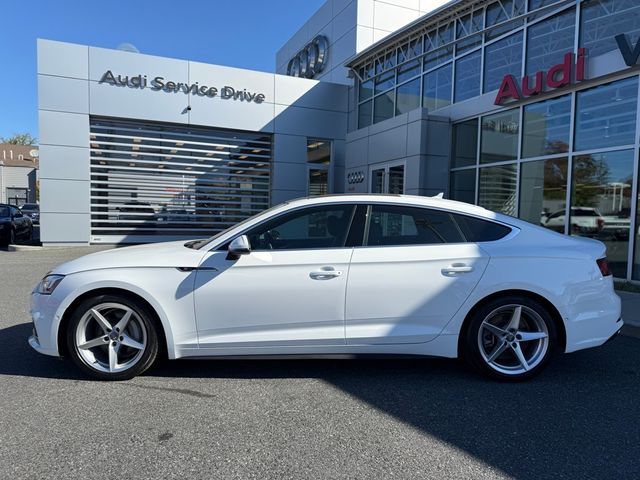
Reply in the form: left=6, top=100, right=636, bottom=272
left=75, top=302, right=147, bottom=374
left=478, top=304, right=549, bottom=376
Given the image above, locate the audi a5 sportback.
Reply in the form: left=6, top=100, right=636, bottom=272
left=29, top=195, right=622, bottom=381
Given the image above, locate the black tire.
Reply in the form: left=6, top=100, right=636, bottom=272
left=66, top=294, right=159, bottom=380
left=462, top=295, right=558, bottom=382
left=9, top=228, right=15, bottom=245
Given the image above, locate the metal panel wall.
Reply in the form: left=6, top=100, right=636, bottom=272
left=89, top=117, right=271, bottom=243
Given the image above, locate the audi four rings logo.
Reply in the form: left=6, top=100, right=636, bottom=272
left=347, top=172, right=365, bottom=184
left=287, top=36, right=329, bottom=79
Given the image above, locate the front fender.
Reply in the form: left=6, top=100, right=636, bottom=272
left=48, top=268, right=199, bottom=359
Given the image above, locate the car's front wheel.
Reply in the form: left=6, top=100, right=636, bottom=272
left=66, top=295, right=159, bottom=380
left=463, top=295, right=558, bottom=381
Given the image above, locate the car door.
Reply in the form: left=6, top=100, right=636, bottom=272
left=193, top=203, right=359, bottom=349
left=10, top=207, right=26, bottom=238
left=345, top=204, right=490, bottom=345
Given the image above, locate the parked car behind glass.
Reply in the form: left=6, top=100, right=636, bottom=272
left=542, top=207, right=605, bottom=236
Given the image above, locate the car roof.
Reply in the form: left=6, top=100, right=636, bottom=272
left=282, top=194, right=500, bottom=220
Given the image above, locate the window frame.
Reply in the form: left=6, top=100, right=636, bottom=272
left=219, top=203, right=362, bottom=252
left=217, top=202, right=516, bottom=252
left=358, top=203, right=515, bottom=247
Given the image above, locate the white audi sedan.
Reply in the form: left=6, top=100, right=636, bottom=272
left=29, top=195, right=622, bottom=381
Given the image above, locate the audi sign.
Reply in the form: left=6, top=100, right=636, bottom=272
left=287, top=36, right=329, bottom=79
left=347, top=171, right=365, bottom=185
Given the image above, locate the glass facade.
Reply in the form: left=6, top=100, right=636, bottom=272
left=481, top=109, right=520, bottom=163
left=571, top=150, right=633, bottom=277
left=525, top=8, right=575, bottom=76
left=483, top=32, right=523, bottom=93
left=520, top=157, right=568, bottom=230
left=354, top=0, right=640, bottom=128
left=307, top=139, right=332, bottom=196
left=580, top=0, right=640, bottom=59
left=451, top=76, right=640, bottom=279
left=574, top=77, right=638, bottom=152
left=522, top=95, right=571, bottom=158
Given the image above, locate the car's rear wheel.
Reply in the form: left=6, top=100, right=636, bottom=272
left=463, top=295, right=558, bottom=381
left=66, top=295, right=159, bottom=380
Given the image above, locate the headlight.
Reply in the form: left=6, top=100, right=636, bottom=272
left=37, top=274, right=65, bottom=295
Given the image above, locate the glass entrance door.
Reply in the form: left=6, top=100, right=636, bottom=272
left=369, top=162, right=405, bottom=194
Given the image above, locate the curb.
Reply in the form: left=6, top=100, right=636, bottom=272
left=7, top=244, right=44, bottom=252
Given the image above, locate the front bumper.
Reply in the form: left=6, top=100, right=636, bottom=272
left=29, top=291, right=63, bottom=357
left=28, top=333, right=58, bottom=356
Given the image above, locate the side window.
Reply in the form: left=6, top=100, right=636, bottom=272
left=366, top=205, right=464, bottom=246
left=245, top=204, right=355, bottom=250
left=452, top=213, right=512, bottom=242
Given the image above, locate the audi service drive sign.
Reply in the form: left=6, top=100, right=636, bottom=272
left=287, top=35, right=329, bottom=79
left=99, top=70, right=267, bottom=103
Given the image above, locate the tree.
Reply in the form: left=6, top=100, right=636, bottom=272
left=1, top=133, right=37, bottom=145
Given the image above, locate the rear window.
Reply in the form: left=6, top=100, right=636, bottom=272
left=453, top=214, right=512, bottom=242
left=367, top=205, right=464, bottom=246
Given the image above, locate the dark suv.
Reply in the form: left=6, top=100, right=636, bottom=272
left=0, top=204, right=33, bottom=247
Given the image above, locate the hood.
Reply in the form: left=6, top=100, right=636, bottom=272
left=52, top=241, right=208, bottom=275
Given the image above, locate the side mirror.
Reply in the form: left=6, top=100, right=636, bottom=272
left=227, top=235, right=251, bottom=259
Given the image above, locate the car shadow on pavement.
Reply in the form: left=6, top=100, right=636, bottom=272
left=0, top=323, right=85, bottom=380
left=4, top=322, right=639, bottom=479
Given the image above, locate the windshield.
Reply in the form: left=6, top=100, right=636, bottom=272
left=21, top=204, right=38, bottom=210
left=185, top=203, right=287, bottom=250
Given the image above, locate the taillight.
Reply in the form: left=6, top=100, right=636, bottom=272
left=597, top=218, right=604, bottom=230
left=597, top=257, right=612, bottom=277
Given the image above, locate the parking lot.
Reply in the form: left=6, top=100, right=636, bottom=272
left=1, top=247, right=639, bottom=479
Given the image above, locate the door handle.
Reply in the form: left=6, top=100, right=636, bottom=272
left=309, top=267, right=342, bottom=280
left=441, top=263, right=474, bottom=275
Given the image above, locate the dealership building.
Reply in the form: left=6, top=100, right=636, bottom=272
left=38, top=0, right=640, bottom=279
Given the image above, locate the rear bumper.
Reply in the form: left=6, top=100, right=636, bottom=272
left=563, top=287, right=623, bottom=353
left=603, top=322, right=623, bottom=345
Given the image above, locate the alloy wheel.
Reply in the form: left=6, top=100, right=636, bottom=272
left=75, top=302, right=147, bottom=373
left=477, top=304, right=549, bottom=376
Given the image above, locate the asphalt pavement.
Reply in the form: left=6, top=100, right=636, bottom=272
left=1, top=247, right=639, bottom=479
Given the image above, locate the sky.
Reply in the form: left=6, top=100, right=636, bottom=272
left=0, top=0, right=325, bottom=141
